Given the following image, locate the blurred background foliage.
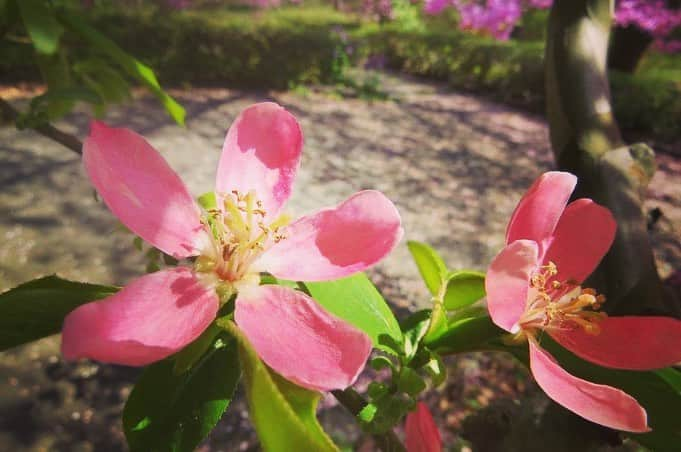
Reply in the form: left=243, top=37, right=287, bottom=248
left=1, top=0, right=679, bottom=139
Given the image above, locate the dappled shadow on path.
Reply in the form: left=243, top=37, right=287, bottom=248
left=0, top=74, right=679, bottom=450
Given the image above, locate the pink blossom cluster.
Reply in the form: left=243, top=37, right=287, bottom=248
left=165, top=0, right=193, bottom=9
left=424, top=0, right=548, bottom=40
left=615, top=0, right=681, bottom=37
left=424, top=0, right=681, bottom=49
left=246, top=0, right=282, bottom=7
left=363, top=0, right=396, bottom=21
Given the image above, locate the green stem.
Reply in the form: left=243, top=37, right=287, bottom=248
left=331, top=388, right=406, bottom=452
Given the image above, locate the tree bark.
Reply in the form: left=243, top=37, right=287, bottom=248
left=608, top=25, right=653, bottom=73
left=545, top=0, right=680, bottom=317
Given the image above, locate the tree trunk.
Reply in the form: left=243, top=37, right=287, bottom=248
left=608, top=25, right=653, bottom=73
left=544, top=0, right=680, bottom=317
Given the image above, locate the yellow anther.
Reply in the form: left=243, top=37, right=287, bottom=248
left=269, top=213, right=292, bottom=231
left=519, top=263, right=607, bottom=337
left=577, top=293, right=597, bottom=305
left=196, top=190, right=290, bottom=283
left=544, top=261, right=558, bottom=276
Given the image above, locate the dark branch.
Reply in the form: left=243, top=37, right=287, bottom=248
left=0, top=97, right=83, bottom=155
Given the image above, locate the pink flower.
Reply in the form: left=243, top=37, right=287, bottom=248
left=405, top=402, right=442, bottom=452
left=486, top=171, right=681, bottom=432
left=61, top=102, right=403, bottom=392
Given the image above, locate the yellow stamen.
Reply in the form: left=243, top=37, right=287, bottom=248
left=194, top=190, right=290, bottom=283
left=519, top=262, right=607, bottom=337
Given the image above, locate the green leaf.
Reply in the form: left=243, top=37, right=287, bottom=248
left=631, top=430, right=681, bottom=452
left=123, top=338, right=240, bottom=452
left=407, top=241, right=447, bottom=296
left=423, top=350, right=446, bottom=387
left=302, top=273, right=403, bottom=353
left=443, top=270, right=486, bottom=310
left=33, top=51, right=76, bottom=119
left=258, top=274, right=298, bottom=289
left=401, top=309, right=431, bottom=361
left=397, top=367, right=426, bottom=396
left=16, top=0, right=63, bottom=54
left=360, top=392, right=414, bottom=434
left=424, top=301, right=447, bottom=343
left=0, top=276, right=118, bottom=351
left=268, top=370, right=337, bottom=450
left=173, top=323, right=222, bottom=375
left=358, top=403, right=378, bottom=423
left=656, top=367, right=681, bottom=393
left=425, top=314, right=504, bottom=354
left=74, top=59, right=131, bottom=106
left=1, top=0, right=19, bottom=31
left=57, top=11, right=186, bottom=125
left=367, top=382, right=389, bottom=399
left=218, top=319, right=338, bottom=452
left=370, top=355, right=395, bottom=372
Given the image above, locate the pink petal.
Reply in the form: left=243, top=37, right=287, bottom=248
left=83, top=121, right=203, bottom=258
left=551, top=316, right=681, bottom=370
left=506, top=171, right=577, bottom=257
left=485, top=240, right=539, bottom=332
left=61, top=267, right=218, bottom=366
left=254, top=190, right=402, bottom=281
left=528, top=341, right=649, bottom=432
left=215, top=102, right=303, bottom=219
left=405, top=402, right=442, bottom=452
left=542, top=198, right=616, bottom=285
left=234, top=285, right=372, bottom=391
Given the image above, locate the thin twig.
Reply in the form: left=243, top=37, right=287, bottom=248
left=331, top=388, right=406, bottom=452
left=0, top=97, right=83, bottom=155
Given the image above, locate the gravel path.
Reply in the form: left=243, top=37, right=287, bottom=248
left=1, top=73, right=679, bottom=450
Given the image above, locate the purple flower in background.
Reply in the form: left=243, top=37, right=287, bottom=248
left=615, top=0, right=681, bottom=38
left=424, top=0, right=681, bottom=49
left=364, top=0, right=395, bottom=20
left=424, top=0, right=451, bottom=14
left=166, top=0, right=192, bottom=8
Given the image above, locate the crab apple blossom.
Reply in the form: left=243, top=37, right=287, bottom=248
left=405, top=402, right=442, bottom=452
left=485, top=171, right=681, bottom=432
left=61, top=102, right=403, bottom=392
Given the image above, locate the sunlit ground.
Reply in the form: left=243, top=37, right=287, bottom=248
left=1, top=72, right=679, bottom=450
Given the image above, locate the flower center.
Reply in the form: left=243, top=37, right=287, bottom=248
left=193, top=190, right=290, bottom=297
left=516, top=261, right=607, bottom=338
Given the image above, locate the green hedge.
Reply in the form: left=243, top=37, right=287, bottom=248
left=358, top=26, right=546, bottom=110
left=358, top=25, right=681, bottom=139
left=2, top=5, right=678, bottom=138
left=85, top=6, right=357, bottom=88
left=0, top=6, right=356, bottom=89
